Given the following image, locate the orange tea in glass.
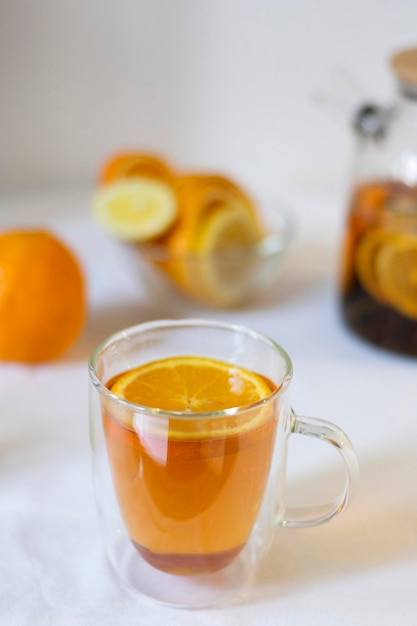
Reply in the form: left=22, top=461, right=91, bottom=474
left=89, top=319, right=357, bottom=608
left=103, top=357, right=277, bottom=575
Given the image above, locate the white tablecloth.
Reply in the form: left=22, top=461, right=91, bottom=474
left=1, top=188, right=416, bottom=625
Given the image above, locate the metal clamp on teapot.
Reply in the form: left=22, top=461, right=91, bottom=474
left=341, top=46, right=417, bottom=356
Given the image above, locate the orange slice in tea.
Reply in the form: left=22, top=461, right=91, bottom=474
left=110, top=356, right=274, bottom=436
left=92, top=179, right=178, bottom=241
left=112, top=356, right=272, bottom=411
left=354, top=228, right=392, bottom=302
left=99, top=151, right=175, bottom=185
left=375, top=234, right=417, bottom=319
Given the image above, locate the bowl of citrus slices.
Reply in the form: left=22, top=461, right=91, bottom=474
left=92, top=152, right=295, bottom=308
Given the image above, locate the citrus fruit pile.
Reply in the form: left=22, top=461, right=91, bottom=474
left=92, top=152, right=264, bottom=307
left=0, top=230, right=86, bottom=363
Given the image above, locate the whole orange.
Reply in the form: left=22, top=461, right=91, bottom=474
left=0, top=229, right=86, bottom=363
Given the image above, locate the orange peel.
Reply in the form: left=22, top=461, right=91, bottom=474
left=99, top=151, right=175, bottom=185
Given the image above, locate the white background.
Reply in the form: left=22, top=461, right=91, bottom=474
left=2, top=0, right=417, bottom=199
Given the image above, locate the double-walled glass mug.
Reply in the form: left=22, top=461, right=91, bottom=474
left=89, top=319, right=358, bottom=609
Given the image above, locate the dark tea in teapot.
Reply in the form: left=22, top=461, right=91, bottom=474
left=341, top=179, right=417, bottom=355
left=341, top=47, right=417, bottom=356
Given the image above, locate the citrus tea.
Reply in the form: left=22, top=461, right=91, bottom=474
left=102, top=356, right=278, bottom=575
left=90, top=319, right=358, bottom=607
left=341, top=179, right=417, bottom=355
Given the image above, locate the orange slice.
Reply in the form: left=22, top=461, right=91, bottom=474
left=354, top=228, right=391, bottom=302
left=111, top=356, right=272, bottom=411
left=154, top=174, right=264, bottom=306
left=161, top=174, right=261, bottom=251
left=100, top=151, right=175, bottom=185
left=109, top=356, right=275, bottom=437
left=375, top=234, right=417, bottom=319
left=187, top=204, right=263, bottom=306
left=92, top=179, right=178, bottom=241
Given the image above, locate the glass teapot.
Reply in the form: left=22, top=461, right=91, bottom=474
left=340, top=46, right=417, bottom=356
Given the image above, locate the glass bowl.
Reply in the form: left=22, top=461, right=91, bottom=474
left=127, top=200, right=296, bottom=309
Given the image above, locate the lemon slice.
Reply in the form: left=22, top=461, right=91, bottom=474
left=92, top=179, right=177, bottom=241
left=185, top=205, right=263, bottom=307
left=108, top=355, right=274, bottom=438
left=375, top=234, right=417, bottom=319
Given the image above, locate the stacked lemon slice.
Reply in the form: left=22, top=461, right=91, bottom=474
left=92, top=153, right=178, bottom=242
left=92, top=152, right=264, bottom=307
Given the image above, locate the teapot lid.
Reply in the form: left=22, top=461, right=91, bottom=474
left=391, top=47, right=417, bottom=87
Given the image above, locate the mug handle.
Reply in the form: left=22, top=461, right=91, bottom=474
left=277, top=410, right=359, bottom=528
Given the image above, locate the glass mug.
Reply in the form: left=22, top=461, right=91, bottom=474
left=89, top=319, right=358, bottom=608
